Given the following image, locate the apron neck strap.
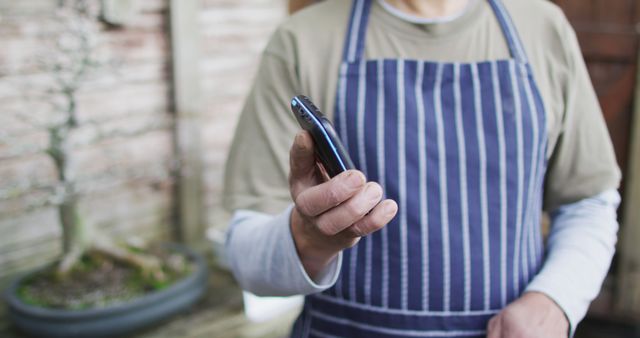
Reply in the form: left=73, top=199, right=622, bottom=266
left=340, top=0, right=529, bottom=64
left=487, top=0, right=528, bottom=63
left=342, top=0, right=373, bottom=63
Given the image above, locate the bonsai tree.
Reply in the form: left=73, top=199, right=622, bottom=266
left=3, top=3, right=208, bottom=335
left=22, top=0, right=166, bottom=281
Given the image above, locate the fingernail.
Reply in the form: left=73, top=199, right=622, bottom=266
left=294, top=132, right=309, bottom=151
left=346, top=171, right=364, bottom=188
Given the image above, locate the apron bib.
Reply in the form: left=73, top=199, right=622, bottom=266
left=292, top=0, right=548, bottom=336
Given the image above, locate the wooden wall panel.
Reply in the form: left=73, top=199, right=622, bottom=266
left=554, top=0, right=638, bottom=185
left=554, top=0, right=640, bottom=320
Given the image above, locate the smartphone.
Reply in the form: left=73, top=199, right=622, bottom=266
left=290, top=95, right=355, bottom=178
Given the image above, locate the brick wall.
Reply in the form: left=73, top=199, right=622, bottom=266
left=199, top=0, right=287, bottom=228
left=0, top=0, right=287, bottom=285
left=0, top=0, right=173, bottom=285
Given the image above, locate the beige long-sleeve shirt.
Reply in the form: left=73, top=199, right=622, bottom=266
left=222, top=0, right=621, bottom=334
left=223, top=0, right=620, bottom=215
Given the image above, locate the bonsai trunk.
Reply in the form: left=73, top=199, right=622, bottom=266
left=56, top=197, right=166, bottom=282
left=51, top=96, right=165, bottom=282
left=57, top=198, right=88, bottom=275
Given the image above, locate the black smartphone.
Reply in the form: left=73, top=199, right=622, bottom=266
left=290, top=95, right=355, bottom=178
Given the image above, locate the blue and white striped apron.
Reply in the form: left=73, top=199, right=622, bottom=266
left=291, top=0, right=548, bottom=336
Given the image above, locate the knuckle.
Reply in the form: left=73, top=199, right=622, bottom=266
left=318, top=226, right=334, bottom=237
left=502, top=308, right=517, bottom=321
left=346, top=198, right=368, bottom=219
left=288, top=173, right=296, bottom=189
left=345, top=201, right=363, bottom=218
left=289, top=174, right=307, bottom=199
left=343, top=237, right=360, bottom=248
left=348, top=209, right=390, bottom=238
left=487, top=317, right=497, bottom=331
left=294, top=194, right=311, bottom=215
left=324, top=186, right=342, bottom=206
left=364, top=184, right=383, bottom=206
left=368, top=216, right=385, bottom=231
left=289, top=148, right=299, bottom=166
left=487, top=314, right=503, bottom=335
left=356, top=216, right=384, bottom=237
left=349, top=224, right=366, bottom=237
left=501, top=309, right=525, bottom=331
left=316, top=216, right=338, bottom=236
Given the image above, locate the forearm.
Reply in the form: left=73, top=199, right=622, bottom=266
left=525, top=189, right=620, bottom=336
left=225, top=205, right=342, bottom=296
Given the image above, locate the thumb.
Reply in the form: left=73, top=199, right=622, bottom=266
left=289, top=131, right=317, bottom=196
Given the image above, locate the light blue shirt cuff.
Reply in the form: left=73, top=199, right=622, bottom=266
left=226, top=204, right=342, bottom=296
left=525, top=189, right=620, bottom=337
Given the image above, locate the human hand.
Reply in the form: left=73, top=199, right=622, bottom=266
left=487, top=291, right=569, bottom=338
left=288, top=131, right=398, bottom=279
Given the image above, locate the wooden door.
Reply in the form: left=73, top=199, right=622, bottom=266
left=553, top=0, right=639, bottom=184
left=553, top=0, right=640, bottom=323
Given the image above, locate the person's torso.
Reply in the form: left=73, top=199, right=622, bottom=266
left=272, top=0, right=571, bottom=158
left=290, top=0, right=550, bottom=336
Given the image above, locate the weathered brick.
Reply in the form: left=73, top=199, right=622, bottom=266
left=0, top=0, right=288, bottom=280
left=0, top=238, right=61, bottom=282
left=0, top=189, right=53, bottom=217
left=0, top=153, right=57, bottom=199
left=0, top=206, right=62, bottom=283
left=117, top=12, right=167, bottom=31
left=0, top=206, right=61, bottom=252
left=139, top=0, right=168, bottom=13
left=0, top=127, right=50, bottom=161
left=0, top=36, right=43, bottom=77
left=103, top=30, right=168, bottom=62
left=199, top=0, right=286, bottom=230
left=75, top=81, right=170, bottom=123
left=0, top=1, right=57, bottom=18
left=70, top=129, right=173, bottom=184
left=77, top=178, right=173, bottom=240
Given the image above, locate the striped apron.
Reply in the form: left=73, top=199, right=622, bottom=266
left=291, top=0, right=548, bottom=336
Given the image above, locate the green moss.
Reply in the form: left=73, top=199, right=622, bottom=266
left=17, top=285, right=47, bottom=307
left=15, top=249, right=194, bottom=310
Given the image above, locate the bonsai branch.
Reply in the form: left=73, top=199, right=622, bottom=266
left=93, top=238, right=166, bottom=282
left=56, top=236, right=167, bottom=283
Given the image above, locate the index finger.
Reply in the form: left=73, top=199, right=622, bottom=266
left=295, top=170, right=366, bottom=217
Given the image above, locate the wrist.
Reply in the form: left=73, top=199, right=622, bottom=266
left=290, top=208, right=340, bottom=278
left=523, top=291, right=570, bottom=334
left=522, top=291, right=564, bottom=313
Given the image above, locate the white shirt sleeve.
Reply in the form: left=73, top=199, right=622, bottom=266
left=525, top=189, right=620, bottom=337
left=225, top=204, right=342, bottom=297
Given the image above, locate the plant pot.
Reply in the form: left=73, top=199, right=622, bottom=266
left=4, top=243, right=208, bottom=338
